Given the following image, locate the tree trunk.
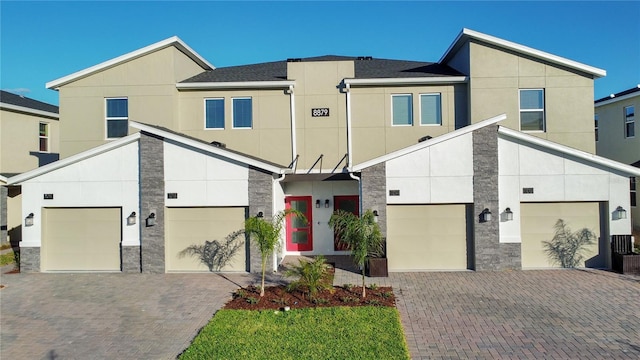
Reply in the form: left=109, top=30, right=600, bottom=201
left=260, top=257, right=266, bottom=297
left=361, top=268, right=366, bottom=298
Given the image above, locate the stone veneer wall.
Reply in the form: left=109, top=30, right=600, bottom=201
left=248, top=166, right=273, bottom=273
left=499, top=243, right=522, bottom=270
left=139, top=133, right=165, bottom=273
left=121, top=245, right=141, bottom=273
left=0, top=186, right=6, bottom=245
left=20, top=247, right=40, bottom=272
left=361, top=163, right=387, bottom=239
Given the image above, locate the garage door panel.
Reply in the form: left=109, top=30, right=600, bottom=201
left=387, top=204, right=467, bottom=271
left=166, top=207, right=246, bottom=272
left=43, top=208, right=121, bottom=271
left=521, top=203, right=602, bottom=269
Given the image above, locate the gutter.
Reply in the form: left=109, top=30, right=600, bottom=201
left=344, top=76, right=467, bottom=87
left=287, top=85, right=297, bottom=165
left=345, top=83, right=353, bottom=168
left=177, top=81, right=296, bottom=90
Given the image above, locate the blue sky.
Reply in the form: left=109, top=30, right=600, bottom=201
left=1, top=1, right=639, bottom=106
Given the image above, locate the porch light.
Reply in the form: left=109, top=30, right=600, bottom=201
left=146, top=212, right=156, bottom=227
left=324, top=199, right=330, bottom=208
left=614, top=206, right=627, bottom=220
left=315, top=199, right=321, bottom=208
left=127, top=212, right=136, bottom=226
left=257, top=211, right=264, bottom=218
left=504, top=208, right=513, bottom=221
left=373, top=210, right=379, bottom=223
left=480, top=208, right=492, bottom=222
left=25, top=213, right=34, bottom=227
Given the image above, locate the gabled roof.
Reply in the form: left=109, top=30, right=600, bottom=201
left=129, top=122, right=287, bottom=174
left=46, top=36, right=214, bottom=90
left=352, top=114, right=507, bottom=171
left=440, top=28, right=606, bottom=79
left=498, top=127, right=640, bottom=177
left=0, top=90, right=59, bottom=119
left=180, top=56, right=463, bottom=84
left=595, top=84, right=640, bottom=106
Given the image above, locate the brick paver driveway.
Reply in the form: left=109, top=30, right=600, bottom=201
left=0, top=272, right=258, bottom=359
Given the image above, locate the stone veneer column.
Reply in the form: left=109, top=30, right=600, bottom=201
left=20, top=247, right=40, bottom=272
left=0, top=186, right=7, bottom=245
left=472, top=125, right=500, bottom=270
left=121, top=245, right=141, bottom=273
left=248, top=166, right=273, bottom=273
left=139, top=133, right=165, bottom=274
left=361, top=163, right=387, bottom=239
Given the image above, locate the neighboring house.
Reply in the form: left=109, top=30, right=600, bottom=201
left=0, top=91, right=59, bottom=246
left=11, top=28, right=638, bottom=273
left=595, top=85, right=640, bottom=232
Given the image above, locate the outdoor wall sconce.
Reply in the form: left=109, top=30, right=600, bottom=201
left=25, top=213, right=34, bottom=227
left=257, top=211, right=264, bottom=218
left=324, top=199, right=330, bottom=208
left=127, top=212, right=136, bottom=226
left=480, top=208, right=492, bottom=222
left=146, top=213, right=156, bottom=227
left=614, top=206, right=627, bottom=220
left=373, top=210, right=379, bottom=223
left=315, top=199, right=321, bottom=208
left=504, top=208, right=513, bottom=221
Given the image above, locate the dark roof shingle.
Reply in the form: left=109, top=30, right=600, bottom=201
left=0, top=90, right=59, bottom=114
left=595, top=85, right=640, bottom=103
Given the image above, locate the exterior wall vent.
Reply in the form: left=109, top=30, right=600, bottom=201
left=211, top=141, right=226, bottom=148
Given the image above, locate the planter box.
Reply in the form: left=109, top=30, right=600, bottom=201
left=366, top=257, right=388, bottom=277
left=612, top=252, right=640, bottom=275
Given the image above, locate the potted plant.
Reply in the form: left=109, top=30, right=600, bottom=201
left=329, top=209, right=385, bottom=297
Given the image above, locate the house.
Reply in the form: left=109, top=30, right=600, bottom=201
left=0, top=91, right=59, bottom=246
left=595, top=85, right=639, bottom=232
left=10, top=28, right=639, bottom=273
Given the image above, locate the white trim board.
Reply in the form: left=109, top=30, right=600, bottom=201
left=0, top=102, right=59, bottom=120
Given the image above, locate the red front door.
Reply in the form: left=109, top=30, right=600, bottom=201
left=334, top=195, right=359, bottom=251
left=285, top=196, right=313, bottom=251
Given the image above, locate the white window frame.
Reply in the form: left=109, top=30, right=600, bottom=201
left=519, top=89, right=546, bottom=132
left=631, top=177, right=637, bottom=208
left=391, top=94, right=413, bottom=126
left=39, top=122, right=49, bottom=153
left=594, top=113, right=599, bottom=142
left=105, top=97, right=129, bottom=140
left=204, top=98, right=225, bottom=130
left=624, top=105, right=635, bottom=138
left=419, top=93, right=442, bottom=126
left=232, top=97, right=253, bottom=129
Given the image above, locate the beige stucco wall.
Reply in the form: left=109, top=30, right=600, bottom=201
left=595, top=94, right=640, bottom=164
left=0, top=109, right=59, bottom=174
left=58, top=46, right=204, bottom=158
left=464, top=41, right=596, bottom=153
left=520, top=202, right=602, bottom=269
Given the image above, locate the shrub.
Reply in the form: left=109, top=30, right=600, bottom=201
left=246, top=297, right=260, bottom=304
left=286, top=256, right=332, bottom=301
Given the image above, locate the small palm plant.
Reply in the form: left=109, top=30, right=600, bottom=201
left=329, top=209, right=383, bottom=298
left=285, top=255, right=332, bottom=301
left=543, top=219, right=596, bottom=268
left=233, top=210, right=305, bottom=297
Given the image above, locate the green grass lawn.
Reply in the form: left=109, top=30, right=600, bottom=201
left=0, top=251, right=15, bottom=267
left=180, top=306, right=409, bottom=360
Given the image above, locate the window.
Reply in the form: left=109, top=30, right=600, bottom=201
left=594, top=113, right=599, bottom=142
left=624, top=106, right=635, bottom=138
left=232, top=98, right=252, bottom=128
left=420, top=93, right=442, bottom=126
left=519, top=89, right=545, bottom=131
left=205, top=98, right=225, bottom=129
left=632, top=177, right=637, bottom=208
left=106, top=98, right=128, bottom=139
left=39, top=123, right=49, bottom=152
left=392, top=94, right=413, bottom=126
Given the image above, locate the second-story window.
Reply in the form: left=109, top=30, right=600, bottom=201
left=205, top=98, right=225, bottom=129
left=233, top=97, right=252, bottom=128
left=519, top=89, right=545, bottom=132
left=624, top=105, right=635, bottom=138
left=594, top=113, right=599, bottom=142
left=106, top=98, right=128, bottom=139
left=392, top=94, right=413, bottom=126
left=420, top=93, right=442, bottom=126
left=632, top=177, right=637, bottom=208
left=39, top=122, right=49, bottom=152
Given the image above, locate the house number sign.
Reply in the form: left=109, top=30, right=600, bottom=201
left=311, top=108, right=330, bottom=117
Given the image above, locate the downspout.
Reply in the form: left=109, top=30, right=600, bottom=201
left=349, top=172, right=363, bottom=217
left=345, top=83, right=353, bottom=168
left=273, top=172, right=287, bottom=271
left=288, top=85, right=297, bottom=167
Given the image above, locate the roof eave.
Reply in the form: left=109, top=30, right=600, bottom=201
left=595, top=90, right=640, bottom=107
left=440, top=28, right=606, bottom=79
left=46, top=36, right=215, bottom=90
left=0, top=102, right=59, bottom=119
left=177, top=81, right=296, bottom=90
left=344, top=76, right=468, bottom=86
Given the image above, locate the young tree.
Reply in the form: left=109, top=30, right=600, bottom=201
left=329, top=209, right=383, bottom=298
left=236, top=210, right=305, bottom=297
left=543, top=219, right=596, bottom=268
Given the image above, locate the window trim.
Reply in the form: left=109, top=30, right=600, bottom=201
left=624, top=105, right=635, bottom=139
left=631, top=177, right=637, bottom=208
left=231, top=97, right=253, bottom=129
left=105, top=97, right=129, bottom=140
left=391, top=94, right=413, bottom=126
left=39, top=122, right=49, bottom=153
left=419, top=93, right=442, bottom=126
left=594, top=113, right=599, bottom=142
left=519, top=89, right=546, bottom=133
left=204, top=98, right=225, bottom=130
